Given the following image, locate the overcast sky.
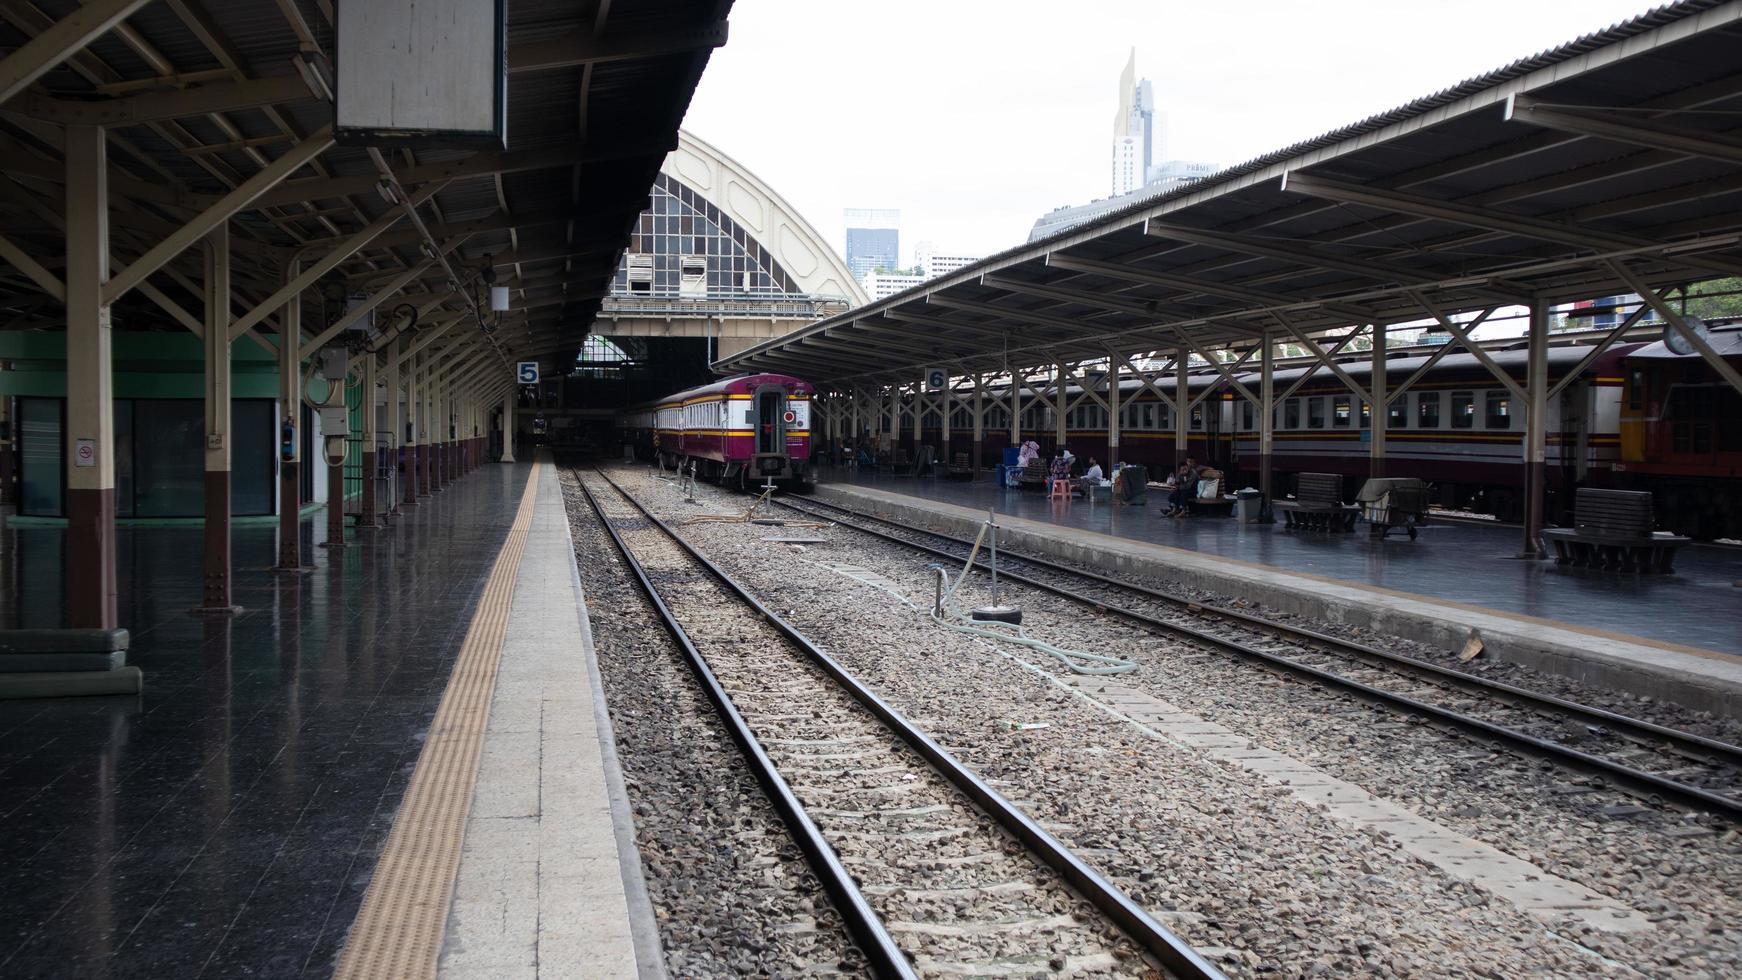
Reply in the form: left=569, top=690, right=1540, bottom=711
left=681, top=0, right=1663, bottom=269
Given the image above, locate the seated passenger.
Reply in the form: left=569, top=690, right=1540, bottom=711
left=1165, top=457, right=1201, bottom=518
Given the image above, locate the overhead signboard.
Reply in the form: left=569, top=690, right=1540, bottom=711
left=924, top=368, right=947, bottom=392
left=336, top=0, right=507, bottom=148
left=517, top=361, right=540, bottom=385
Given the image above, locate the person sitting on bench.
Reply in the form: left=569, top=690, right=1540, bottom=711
left=1078, top=456, right=1104, bottom=493
left=1165, top=457, right=1201, bottom=518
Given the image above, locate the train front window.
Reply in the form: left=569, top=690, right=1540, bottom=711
left=1628, top=369, right=1647, bottom=410
left=1451, top=392, right=1475, bottom=429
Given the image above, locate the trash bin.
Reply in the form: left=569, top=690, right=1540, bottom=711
left=1235, top=488, right=1262, bottom=523
left=993, top=463, right=1009, bottom=488
left=1002, top=447, right=1021, bottom=467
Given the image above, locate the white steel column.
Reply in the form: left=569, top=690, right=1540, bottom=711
left=198, top=221, right=238, bottom=612
left=64, top=123, right=116, bottom=628
left=1371, top=322, right=1387, bottom=480
left=1522, top=300, right=1549, bottom=558
left=1008, top=368, right=1020, bottom=451
left=275, top=259, right=304, bottom=571
left=1260, top=334, right=1275, bottom=503
left=1107, top=356, right=1120, bottom=466
left=972, top=373, right=984, bottom=476
left=1175, top=348, right=1189, bottom=467
left=501, top=379, right=516, bottom=463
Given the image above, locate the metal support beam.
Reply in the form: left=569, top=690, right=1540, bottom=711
left=0, top=0, right=154, bottom=105
left=1370, top=322, right=1387, bottom=481
left=1506, top=94, right=1742, bottom=168
left=1609, top=261, right=1742, bottom=396
left=0, top=233, right=65, bottom=300
left=508, top=22, right=728, bottom=72
left=275, top=259, right=305, bottom=572
left=1522, top=301, right=1550, bottom=559
left=198, top=222, right=238, bottom=612
left=64, top=124, right=116, bottom=628
left=16, top=72, right=321, bottom=126
left=105, top=126, right=335, bottom=303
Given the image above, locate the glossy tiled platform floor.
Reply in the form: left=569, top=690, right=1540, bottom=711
left=0, top=463, right=532, bottom=979
left=824, top=467, right=1742, bottom=656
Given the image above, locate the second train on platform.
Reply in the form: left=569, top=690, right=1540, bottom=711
left=619, top=373, right=817, bottom=491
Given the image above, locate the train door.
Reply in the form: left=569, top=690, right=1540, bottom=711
left=755, top=388, right=785, bottom=454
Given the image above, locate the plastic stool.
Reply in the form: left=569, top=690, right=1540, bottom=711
left=1049, top=478, right=1071, bottom=500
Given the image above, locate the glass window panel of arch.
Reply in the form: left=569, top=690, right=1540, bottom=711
left=610, top=175, right=802, bottom=299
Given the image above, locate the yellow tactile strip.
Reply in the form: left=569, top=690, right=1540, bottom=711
left=333, top=461, right=540, bottom=980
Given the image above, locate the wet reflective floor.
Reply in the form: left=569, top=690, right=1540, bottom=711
left=824, top=467, right=1742, bottom=656
left=0, top=464, right=530, bottom=979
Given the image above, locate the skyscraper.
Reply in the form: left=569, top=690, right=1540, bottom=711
left=1111, top=49, right=1155, bottom=196
left=844, top=208, right=899, bottom=282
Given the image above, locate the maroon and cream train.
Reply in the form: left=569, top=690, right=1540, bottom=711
left=887, top=328, right=1739, bottom=538
left=619, top=373, right=817, bottom=491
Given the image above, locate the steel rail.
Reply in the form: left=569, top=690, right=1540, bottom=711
left=572, top=473, right=918, bottom=980
left=773, top=494, right=1742, bottom=821
left=787, top=496, right=1742, bottom=766
left=589, top=468, right=1226, bottom=980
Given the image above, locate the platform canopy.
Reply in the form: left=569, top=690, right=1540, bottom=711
left=717, top=0, right=1742, bottom=387
left=0, top=0, right=731, bottom=369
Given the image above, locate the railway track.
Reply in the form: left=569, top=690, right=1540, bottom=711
left=770, top=493, right=1742, bottom=823
left=571, top=467, right=1224, bottom=980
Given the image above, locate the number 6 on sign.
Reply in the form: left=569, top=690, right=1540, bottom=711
left=517, top=361, right=539, bottom=385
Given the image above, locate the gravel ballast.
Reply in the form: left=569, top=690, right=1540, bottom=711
left=595, top=463, right=1741, bottom=978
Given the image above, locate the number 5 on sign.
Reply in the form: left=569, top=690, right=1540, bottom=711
left=517, top=361, right=539, bottom=384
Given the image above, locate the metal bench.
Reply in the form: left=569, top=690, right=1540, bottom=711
left=1014, top=458, right=1048, bottom=490
left=1543, top=488, right=1689, bottom=572
left=1275, top=472, right=1359, bottom=531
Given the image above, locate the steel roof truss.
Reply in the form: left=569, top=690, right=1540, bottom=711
left=1506, top=93, right=1742, bottom=168
left=1386, top=307, right=1496, bottom=403
left=1406, top=291, right=1528, bottom=402
left=1608, top=259, right=1742, bottom=396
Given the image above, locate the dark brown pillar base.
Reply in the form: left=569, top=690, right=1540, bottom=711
left=199, top=469, right=236, bottom=612
left=402, top=447, right=419, bottom=504
left=189, top=604, right=243, bottom=616
left=277, top=460, right=304, bottom=570
left=1518, top=459, right=1548, bottom=559
left=972, top=438, right=982, bottom=477
left=417, top=444, right=431, bottom=496
left=67, top=486, right=118, bottom=629
left=324, top=462, right=346, bottom=549
left=357, top=451, right=380, bottom=529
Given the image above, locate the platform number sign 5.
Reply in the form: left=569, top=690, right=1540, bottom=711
left=925, top=368, right=947, bottom=393
left=517, top=361, right=539, bottom=385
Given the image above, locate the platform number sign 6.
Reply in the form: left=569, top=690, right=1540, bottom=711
left=517, top=361, right=539, bottom=385
left=925, top=368, right=947, bottom=392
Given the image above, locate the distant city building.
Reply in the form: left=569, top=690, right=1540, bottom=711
left=914, top=242, right=980, bottom=281
left=861, top=269, right=926, bottom=302
left=1111, top=49, right=1155, bottom=196
left=1035, top=52, right=1219, bottom=242
left=845, top=208, right=899, bottom=281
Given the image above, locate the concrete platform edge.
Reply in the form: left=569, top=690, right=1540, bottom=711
left=820, top=484, right=1742, bottom=721
left=565, top=468, right=671, bottom=980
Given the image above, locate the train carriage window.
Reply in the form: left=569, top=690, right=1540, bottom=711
left=1417, top=392, right=1441, bottom=428
left=1241, top=401, right=1255, bottom=431
left=1388, top=399, right=1407, bottom=429
left=1284, top=398, right=1300, bottom=429
left=1485, top=392, right=1511, bottom=430
left=1332, top=397, right=1352, bottom=428
left=1628, top=369, right=1647, bottom=410
left=1360, top=401, right=1370, bottom=428
left=1451, top=392, right=1475, bottom=429
left=1306, top=398, right=1325, bottom=429
left=1159, top=403, right=1171, bottom=431
left=1190, top=405, right=1204, bottom=431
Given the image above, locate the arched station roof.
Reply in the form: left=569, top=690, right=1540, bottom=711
left=658, top=130, right=868, bottom=305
